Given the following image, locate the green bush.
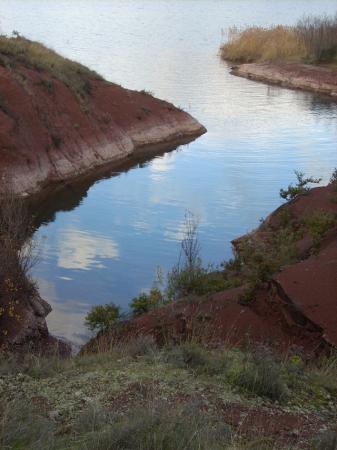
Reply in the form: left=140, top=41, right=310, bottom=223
left=130, top=288, right=163, bottom=316
left=330, top=167, right=337, bottom=185
left=85, top=303, right=120, bottom=332
left=167, top=262, right=208, bottom=300
left=280, top=170, right=321, bottom=201
left=231, top=226, right=299, bottom=303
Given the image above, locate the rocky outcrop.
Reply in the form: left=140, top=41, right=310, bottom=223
left=0, top=56, right=205, bottom=195
left=274, top=238, right=337, bottom=348
left=231, top=63, right=337, bottom=98
left=0, top=289, right=70, bottom=355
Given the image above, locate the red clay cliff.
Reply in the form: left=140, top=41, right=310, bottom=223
left=0, top=38, right=205, bottom=195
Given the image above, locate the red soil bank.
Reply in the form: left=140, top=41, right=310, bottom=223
left=0, top=63, right=205, bottom=195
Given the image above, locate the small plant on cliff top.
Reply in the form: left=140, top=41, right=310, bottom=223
left=167, top=211, right=210, bottom=300
left=130, top=288, right=163, bottom=316
left=303, top=210, right=336, bottom=248
left=280, top=170, right=321, bottom=201
left=330, top=168, right=337, bottom=185
left=85, top=303, right=120, bottom=332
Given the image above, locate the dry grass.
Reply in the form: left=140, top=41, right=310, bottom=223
left=0, top=34, right=103, bottom=99
left=220, top=14, right=337, bottom=64
left=221, top=26, right=306, bottom=63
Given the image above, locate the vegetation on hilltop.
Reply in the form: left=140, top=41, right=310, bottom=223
left=220, top=14, right=337, bottom=64
left=0, top=34, right=104, bottom=100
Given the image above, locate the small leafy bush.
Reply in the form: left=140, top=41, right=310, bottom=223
left=280, top=170, right=321, bottom=201
left=166, top=212, right=228, bottom=300
left=130, top=288, right=163, bottom=316
left=330, top=168, right=337, bottom=186
left=85, top=303, right=120, bottom=332
left=167, top=263, right=209, bottom=300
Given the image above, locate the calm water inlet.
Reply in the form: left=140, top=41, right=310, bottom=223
left=1, top=0, right=337, bottom=344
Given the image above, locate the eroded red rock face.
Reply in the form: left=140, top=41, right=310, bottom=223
left=275, top=238, right=337, bottom=348
left=0, top=63, right=205, bottom=194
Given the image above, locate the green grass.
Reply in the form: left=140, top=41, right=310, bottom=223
left=0, top=35, right=104, bottom=100
left=0, top=343, right=336, bottom=450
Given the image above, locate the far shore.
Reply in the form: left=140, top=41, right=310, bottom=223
left=230, top=63, right=337, bottom=98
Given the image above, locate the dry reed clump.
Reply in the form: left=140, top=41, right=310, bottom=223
left=220, top=14, right=337, bottom=64
left=221, top=25, right=306, bottom=63
left=0, top=34, right=103, bottom=99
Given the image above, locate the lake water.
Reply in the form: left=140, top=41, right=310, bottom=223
left=1, top=0, right=337, bottom=344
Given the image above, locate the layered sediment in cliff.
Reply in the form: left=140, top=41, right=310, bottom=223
left=231, top=63, right=337, bottom=98
left=0, top=42, right=205, bottom=195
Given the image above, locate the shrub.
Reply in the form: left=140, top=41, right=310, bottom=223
left=303, top=210, right=336, bottom=247
left=307, top=354, right=337, bottom=396
left=85, top=303, right=120, bottom=332
left=330, top=168, right=337, bottom=185
left=130, top=288, right=163, bottom=316
left=167, top=263, right=209, bottom=300
left=166, top=211, right=204, bottom=300
left=231, top=226, right=299, bottom=300
left=279, top=170, right=321, bottom=201
left=236, top=347, right=289, bottom=401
